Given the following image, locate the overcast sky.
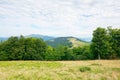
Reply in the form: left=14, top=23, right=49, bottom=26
left=0, top=0, right=120, bottom=38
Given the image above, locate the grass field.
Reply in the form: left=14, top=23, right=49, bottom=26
left=0, top=60, right=120, bottom=80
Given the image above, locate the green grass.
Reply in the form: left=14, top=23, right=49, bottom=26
left=0, top=60, right=120, bottom=80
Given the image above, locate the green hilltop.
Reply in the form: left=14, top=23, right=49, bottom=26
left=46, top=37, right=90, bottom=48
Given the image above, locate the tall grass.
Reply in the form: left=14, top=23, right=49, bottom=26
left=0, top=60, right=120, bottom=80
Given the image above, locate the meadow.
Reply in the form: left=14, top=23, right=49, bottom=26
left=0, top=60, right=120, bottom=80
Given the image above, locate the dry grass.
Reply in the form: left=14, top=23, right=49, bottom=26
left=0, top=60, right=120, bottom=80
left=68, top=38, right=89, bottom=48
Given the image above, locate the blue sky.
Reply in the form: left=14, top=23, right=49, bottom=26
left=0, top=0, right=120, bottom=38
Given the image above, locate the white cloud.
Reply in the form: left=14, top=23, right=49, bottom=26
left=0, top=0, right=120, bottom=38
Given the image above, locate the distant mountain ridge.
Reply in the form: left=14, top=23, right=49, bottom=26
left=81, top=37, right=92, bottom=42
left=25, top=34, right=55, bottom=41
left=0, top=37, right=8, bottom=42
left=0, top=34, right=55, bottom=41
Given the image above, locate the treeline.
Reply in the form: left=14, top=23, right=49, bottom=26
left=0, top=35, right=92, bottom=60
left=0, top=27, right=119, bottom=60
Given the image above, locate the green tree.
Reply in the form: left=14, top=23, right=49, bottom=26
left=60, top=46, right=74, bottom=60
left=23, top=38, right=47, bottom=60
left=0, top=36, right=47, bottom=60
left=45, top=46, right=59, bottom=60
left=91, top=27, right=110, bottom=59
left=72, top=46, right=93, bottom=60
left=54, top=45, right=66, bottom=60
left=108, top=27, right=120, bottom=59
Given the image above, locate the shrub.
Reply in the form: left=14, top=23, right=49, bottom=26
left=79, top=66, right=91, bottom=72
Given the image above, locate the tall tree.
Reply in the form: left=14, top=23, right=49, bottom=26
left=91, top=27, right=109, bottom=59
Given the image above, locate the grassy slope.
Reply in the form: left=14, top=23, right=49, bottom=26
left=68, top=38, right=89, bottom=48
left=0, top=60, right=120, bottom=80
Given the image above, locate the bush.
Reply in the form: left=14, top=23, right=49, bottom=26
left=79, top=66, right=91, bottom=72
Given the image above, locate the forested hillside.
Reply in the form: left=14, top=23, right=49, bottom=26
left=46, top=37, right=89, bottom=48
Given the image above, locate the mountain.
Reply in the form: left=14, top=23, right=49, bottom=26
left=46, top=37, right=90, bottom=48
left=0, top=34, right=55, bottom=42
left=0, top=35, right=90, bottom=48
left=0, top=37, right=8, bottom=42
left=25, top=34, right=55, bottom=41
left=81, top=37, right=92, bottom=42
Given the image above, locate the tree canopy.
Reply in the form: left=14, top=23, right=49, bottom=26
left=0, top=36, right=47, bottom=60
left=91, top=27, right=120, bottom=59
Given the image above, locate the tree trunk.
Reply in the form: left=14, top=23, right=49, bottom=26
left=98, top=53, right=100, bottom=60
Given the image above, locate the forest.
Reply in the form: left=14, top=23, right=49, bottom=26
left=0, top=27, right=120, bottom=60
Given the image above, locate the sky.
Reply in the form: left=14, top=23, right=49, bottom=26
left=0, top=0, right=120, bottom=38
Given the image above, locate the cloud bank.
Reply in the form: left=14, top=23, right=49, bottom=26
left=0, top=0, right=120, bottom=38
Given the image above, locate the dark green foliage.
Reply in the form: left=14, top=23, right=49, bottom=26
left=0, top=36, right=47, bottom=60
left=0, top=51, right=8, bottom=60
left=0, top=35, right=92, bottom=60
left=45, top=46, right=59, bottom=60
left=57, top=46, right=74, bottom=60
left=108, top=27, right=120, bottom=59
left=91, top=27, right=120, bottom=59
left=79, top=66, right=91, bottom=72
left=91, top=27, right=108, bottom=59
left=0, top=36, right=93, bottom=60
left=45, top=45, right=75, bottom=60
left=72, top=46, right=93, bottom=60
